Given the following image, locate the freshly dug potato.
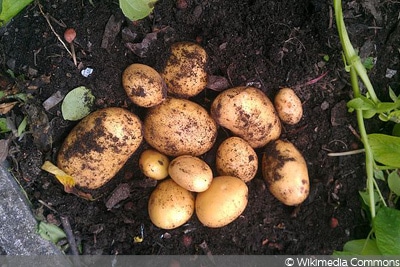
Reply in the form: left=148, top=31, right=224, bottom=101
left=195, top=176, right=248, bottom=228
left=148, top=179, right=195, bottom=229
left=139, top=149, right=169, bottom=180
left=161, top=42, right=208, bottom=98
left=262, top=139, right=309, bottom=206
left=216, top=137, right=258, bottom=183
left=122, top=63, right=167, bottom=107
left=210, top=86, right=281, bottom=148
left=169, top=155, right=213, bottom=192
left=274, top=87, right=303, bottom=125
left=143, top=97, right=217, bottom=156
left=57, top=107, right=143, bottom=190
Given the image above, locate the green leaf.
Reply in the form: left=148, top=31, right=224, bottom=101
left=347, top=96, right=375, bottom=111
left=0, top=118, right=11, bottom=133
left=388, top=171, right=400, bottom=196
left=119, top=0, right=158, bottom=21
left=389, top=86, right=398, bottom=102
left=61, top=86, right=95, bottom=121
left=333, top=239, right=381, bottom=255
left=17, top=116, right=27, bottom=137
left=368, top=134, right=400, bottom=168
left=0, top=0, right=33, bottom=27
left=392, top=124, right=400, bottom=137
left=374, top=170, right=385, bottom=181
left=359, top=190, right=380, bottom=208
left=362, top=57, right=375, bottom=71
left=373, top=207, right=400, bottom=255
left=37, top=221, right=66, bottom=244
left=387, top=110, right=400, bottom=123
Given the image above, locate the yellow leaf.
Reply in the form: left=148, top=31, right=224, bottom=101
left=41, top=161, right=76, bottom=188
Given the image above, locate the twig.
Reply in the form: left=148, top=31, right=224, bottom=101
left=37, top=1, right=72, bottom=58
left=60, top=215, right=79, bottom=255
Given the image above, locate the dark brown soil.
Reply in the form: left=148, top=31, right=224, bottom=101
left=1, top=0, right=399, bottom=255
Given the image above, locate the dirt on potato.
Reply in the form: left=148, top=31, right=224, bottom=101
left=1, top=0, right=399, bottom=255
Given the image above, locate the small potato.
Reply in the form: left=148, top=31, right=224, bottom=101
left=122, top=63, right=167, bottom=107
left=262, top=139, right=309, bottom=206
left=144, top=97, right=217, bottom=156
left=195, top=176, right=248, bottom=228
left=210, top=86, right=281, bottom=148
left=57, top=107, right=143, bottom=190
left=161, top=42, right=208, bottom=98
left=274, top=87, right=303, bottom=125
left=148, top=179, right=195, bottom=229
left=216, top=137, right=258, bottom=183
left=139, top=149, right=169, bottom=180
left=169, top=155, right=213, bottom=192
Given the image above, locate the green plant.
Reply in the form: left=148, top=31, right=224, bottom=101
left=0, top=0, right=33, bottom=27
left=333, top=0, right=400, bottom=255
left=119, top=0, right=158, bottom=21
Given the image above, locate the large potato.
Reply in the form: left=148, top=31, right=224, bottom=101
left=122, top=63, right=167, bottom=107
left=57, top=107, right=143, bottom=189
left=143, top=97, right=217, bottom=156
left=210, top=86, right=281, bottom=148
left=215, top=137, right=258, bottom=183
left=148, top=179, right=195, bottom=229
left=161, top=42, right=208, bottom=98
left=262, top=139, right=309, bottom=206
left=195, top=176, right=248, bottom=228
left=168, top=155, right=213, bottom=192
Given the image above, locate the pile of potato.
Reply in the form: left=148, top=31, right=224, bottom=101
left=53, top=42, right=309, bottom=229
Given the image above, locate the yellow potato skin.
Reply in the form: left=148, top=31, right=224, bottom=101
left=262, top=139, right=309, bottom=206
left=57, top=107, right=143, bottom=189
left=195, top=176, right=248, bottom=228
left=148, top=179, right=195, bottom=229
left=274, top=87, right=303, bottom=125
left=210, top=86, right=281, bottom=148
left=143, top=97, right=217, bottom=156
left=161, top=42, right=208, bottom=98
left=139, top=149, right=169, bottom=180
left=122, top=63, right=167, bottom=107
left=168, top=155, right=213, bottom=192
left=216, top=137, right=258, bottom=183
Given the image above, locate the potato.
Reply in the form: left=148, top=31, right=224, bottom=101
left=210, top=86, right=281, bottom=148
left=262, top=139, right=309, bottom=206
left=148, top=179, right=195, bottom=229
left=57, top=107, right=143, bottom=189
left=195, top=176, right=248, bottom=228
left=122, top=63, right=167, bottom=107
left=139, top=149, right=169, bottom=180
left=143, top=97, right=217, bottom=156
left=169, top=155, right=213, bottom=192
left=274, top=87, right=303, bottom=125
left=216, top=137, right=258, bottom=183
left=161, top=42, right=208, bottom=98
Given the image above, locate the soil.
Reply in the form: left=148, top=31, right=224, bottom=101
left=1, top=0, right=399, bottom=255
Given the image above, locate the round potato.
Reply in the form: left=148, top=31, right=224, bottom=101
left=161, top=42, right=208, bottom=98
left=210, top=86, right=281, bottom=148
left=139, top=149, right=170, bottom=180
left=216, top=137, right=258, bottom=183
left=143, top=97, right=217, bottom=156
left=274, top=87, right=303, bottom=125
left=262, top=139, right=309, bottom=206
left=169, top=155, right=213, bottom=192
left=148, top=179, right=195, bottom=229
left=195, top=176, right=248, bottom=228
left=57, top=107, right=143, bottom=189
left=122, top=63, right=167, bottom=107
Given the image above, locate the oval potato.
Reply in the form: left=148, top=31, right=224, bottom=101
left=148, top=179, right=195, bottom=229
left=57, top=107, right=143, bottom=189
left=143, top=97, right=217, bottom=156
left=274, top=87, right=303, bottom=125
left=262, top=139, right=309, bottom=206
left=216, top=137, right=258, bottom=183
left=122, top=63, right=167, bottom=107
left=195, top=176, right=248, bottom=228
left=169, top=155, right=213, bottom=192
left=161, top=42, right=208, bottom=98
left=210, top=86, right=281, bottom=148
left=139, top=149, right=170, bottom=180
